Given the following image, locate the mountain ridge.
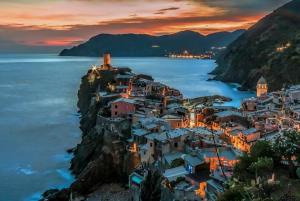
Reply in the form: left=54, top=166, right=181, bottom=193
left=59, top=30, right=245, bottom=57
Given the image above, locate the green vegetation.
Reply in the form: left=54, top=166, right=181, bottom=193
left=218, top=131, right=300, bottom=201
left=170, top=177, right=185, bottom=188
left=170, top=158, right=185, bottom=168
left=141, top=170, right=162, bottom=201
left=213, top=0, right=300, bottom=90
left=274, top=130, right=300, bottom=178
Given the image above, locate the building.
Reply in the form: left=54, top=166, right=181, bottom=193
left=234, top=128, right=260, bottom=152
left=199, top=147, right=239, bottom=171
left=101, top=53, right=113, bottom=70
left=141, top=129, right=192, bottom=163
left=162, top=114, right=188, bottom=129
left=111, top=98, right=136, bottom=118
left=257, top=76, right=268, bottom=97
left=129, top=169, right=147, bottom=201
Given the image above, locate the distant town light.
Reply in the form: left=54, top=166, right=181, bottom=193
left=152, top=45, right=160, bottom=48
left=276, top=42, right=291, bottom=52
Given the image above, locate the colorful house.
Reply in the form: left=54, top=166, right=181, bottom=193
left=111, top=98, right=136, bottom=118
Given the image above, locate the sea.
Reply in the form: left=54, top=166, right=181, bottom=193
left=0, top=54, right=254, bottom=201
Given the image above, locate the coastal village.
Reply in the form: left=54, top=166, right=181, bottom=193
left=86, top=53, right=300, bottom=201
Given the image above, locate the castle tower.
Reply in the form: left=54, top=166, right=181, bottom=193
left=257, top=76, right=268, bottom=97
left=103, top=53, right=111, bottom=66
left=101, top=53, right=112, bottom=70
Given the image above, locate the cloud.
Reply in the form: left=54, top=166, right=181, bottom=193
left=0, top=0, right=292, bottom=52
left=197, top=0, right=290, bottom=13
left=0, top=12, right=258, bottom=47
left=154, top=6, right=180, bottom=14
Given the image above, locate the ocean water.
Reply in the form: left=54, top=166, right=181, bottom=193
left=0, top=54, right=254, bottom=201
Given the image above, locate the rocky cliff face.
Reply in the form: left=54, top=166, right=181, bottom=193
left=212, top=0, right=300, bottom=91
left=41, top=70, right=138, bottom=201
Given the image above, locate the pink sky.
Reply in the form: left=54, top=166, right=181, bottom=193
left=0, top=0, right=290, bottom=51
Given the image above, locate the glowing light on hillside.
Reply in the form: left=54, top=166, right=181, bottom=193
left=276, top=42, right=291, bottom=52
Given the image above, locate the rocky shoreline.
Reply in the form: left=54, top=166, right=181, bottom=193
left=41, top=69, right=135, bottom=201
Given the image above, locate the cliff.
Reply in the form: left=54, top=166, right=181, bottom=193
left=212, top=0, right=300, bottom=91
left=59, top=30, right=244, bottom=57
left=41, top=70, right=138, bottom=201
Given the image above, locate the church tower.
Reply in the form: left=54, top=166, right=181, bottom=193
left=257, top=76, right=268, bottom=97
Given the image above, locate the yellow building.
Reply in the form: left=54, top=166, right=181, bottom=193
left=257, top=76, right=268, bottom=97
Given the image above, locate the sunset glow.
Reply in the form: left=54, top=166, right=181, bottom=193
left=0, top=0, right=290, bottom=51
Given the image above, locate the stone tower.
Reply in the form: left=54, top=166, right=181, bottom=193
left=257, top=76, right=268, bottom=97
left=103, top=53, right=111, bottom=66
left=101, top=53, right=112, bottom=70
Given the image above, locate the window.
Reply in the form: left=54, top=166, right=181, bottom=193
left=150, top=142, right=153, bottom=147
left=115, top=104, right=118, bottom=109
left=174, top=142, right=178, bottom=148
left=115, top=111, right=118, bottom=115
left=177, top=123, right=180, bottom=127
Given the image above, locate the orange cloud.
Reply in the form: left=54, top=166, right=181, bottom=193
left=0, top=0, right=290, bottom=51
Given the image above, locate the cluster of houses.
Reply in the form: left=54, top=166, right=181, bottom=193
left=89, top=54, right=300, bottom=201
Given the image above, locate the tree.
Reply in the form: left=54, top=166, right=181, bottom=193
left=249, top=157, right=273, bottom=179
left=234, top=141, right=276, bottom=181
left=296, top=167, right=300, bottom=179
left=217, top=185, right=250, bottom=201
left=273, top=130, right=300, bottom=178
left=233, top=153, right=255, bottom=181
left=250, top=141, right=275, bottom=160
left=141, top=170, right=162, bottom=201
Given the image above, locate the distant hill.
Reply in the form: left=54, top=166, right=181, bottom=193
left=59, top=30, right=245, bottom=57
left=212, top=0, right=300, bottom=91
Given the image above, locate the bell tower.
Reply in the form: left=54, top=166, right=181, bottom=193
left=257, top=76, right=268, bottom=97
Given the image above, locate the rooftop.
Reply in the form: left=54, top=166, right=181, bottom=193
left=215, top=111, right=242, bottom=118
left=257, top=76, right=267, bottom=85
left=166, top=128, right=190, bottom=139
left=240, top=127, right=258, bottom=135
left=115, top=74, right=134, bottom=79
left=163, top=166, right=188, bottom=181
left=112, top=98, right=136, bottom=104
left=115, top=85, right=129, bottom=89
left=163, top=152, right=184, bottom=165
left=132, top=128, right=149, bottom=137
left=199, top=147, right=238, bottom=161
left=162, top=114, right=183, bottom=120
left=184, top=154, right=204, bottom=167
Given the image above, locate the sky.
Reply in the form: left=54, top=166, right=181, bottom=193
left=0, top=0, right=291, bottom=53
